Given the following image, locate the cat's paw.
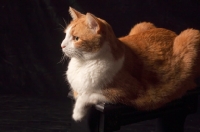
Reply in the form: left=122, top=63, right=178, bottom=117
left=72, top=103, right=86, bottom=121
left=72, top=111, right=84, bottom=122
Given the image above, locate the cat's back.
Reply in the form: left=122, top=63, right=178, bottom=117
left=120, top=28, right=177, bottom=54
left=119, top=28, right=178, bottom=83
left=119, top=28, right=177, bottom=65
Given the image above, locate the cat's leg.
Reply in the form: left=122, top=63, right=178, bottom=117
left=72, top=96, right=89, bottom=121
left=72, top=93, right=109, bottom=121
left=88, top=93, right=109, bottom=104
left=129, top=22, right=156, bottom=35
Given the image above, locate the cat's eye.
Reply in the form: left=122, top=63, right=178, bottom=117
left=73, top=36, right=79, bottom=41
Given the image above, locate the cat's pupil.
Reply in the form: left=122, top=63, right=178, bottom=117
left=74, top=36, right=79, bottom=41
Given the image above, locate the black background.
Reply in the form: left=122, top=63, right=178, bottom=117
left=1, top=0, right=200, bottom=99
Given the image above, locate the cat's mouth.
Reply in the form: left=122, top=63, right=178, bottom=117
left=63, top=48, right=83, bottom=59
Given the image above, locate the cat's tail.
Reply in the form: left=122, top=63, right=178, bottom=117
left=129, top=22, right=156, bottom=35
left=173, top=29, right=200, bottom=79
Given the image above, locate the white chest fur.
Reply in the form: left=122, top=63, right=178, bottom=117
left=66, top=54, right=124, bottom=95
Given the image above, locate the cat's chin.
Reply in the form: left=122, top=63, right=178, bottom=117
left=64, top=52, right=82, bottom=59
left=64, top=54, right=72, bottom=58
left=65, top=51, right=101, bottom=60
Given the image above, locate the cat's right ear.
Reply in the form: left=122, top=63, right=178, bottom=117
left=86, top=13, right=101, bottom=33
left=69, top=7, right=84, bottom=20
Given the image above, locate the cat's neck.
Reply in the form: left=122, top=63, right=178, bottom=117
left=105, top=36, right=125, bottom=60
left=74, top=40, right=124, bottom=63
left=67, top=43, right=125, bottom=92
left=99, top=22, right=125, bottom=60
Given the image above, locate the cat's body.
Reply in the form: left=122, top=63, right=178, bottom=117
left=61, top=7, right=200, bottom=121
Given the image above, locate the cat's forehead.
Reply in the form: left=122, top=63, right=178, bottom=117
left=64, top=26, right=72, bottom=35
left=65, top=17, right=86, bottom=33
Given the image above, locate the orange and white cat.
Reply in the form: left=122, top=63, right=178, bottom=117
left=61, top=7, right=200, bottom=121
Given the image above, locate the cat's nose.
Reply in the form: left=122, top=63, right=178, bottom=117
left=61, top=45, right=66, bottom=48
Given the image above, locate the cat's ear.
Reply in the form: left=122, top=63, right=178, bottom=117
left=69, top=7, right=83, bottom=20
left=86, top=13, right=100, bottom=33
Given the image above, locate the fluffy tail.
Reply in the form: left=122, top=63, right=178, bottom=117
left=129, top=22, right=156, bottom=35
left=173, top=29, right=200, bottom=79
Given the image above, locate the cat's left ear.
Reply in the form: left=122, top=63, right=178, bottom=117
left=86, top=13, right=101, bottom=33
left=69, top=7, right=84, bottom=20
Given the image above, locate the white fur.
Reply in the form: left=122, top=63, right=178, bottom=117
left=62, top=26, right=124, bottom=121
left=61, top=26, right=73, bottom=48
left=61, top=26, right=78, bottom=58
left=67, top=43, right=124, bottom=95
left=72, top=93, right=108, bottom=121
left=67, top=43, right=124, bottom=121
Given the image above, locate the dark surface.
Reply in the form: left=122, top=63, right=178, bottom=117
left=0, top=95, right=199, bottom=132
left=69, top=89, right=200, bottom=132
left=0, top=95, right=71, bottom=132
left=0, top=0, right=200, bottom=131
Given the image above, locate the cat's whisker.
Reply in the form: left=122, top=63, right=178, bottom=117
left=62, top=17, right=68, bottom=27
left=55, top=27, right=65, bottom=31
left=58, top=53, right=68, bottom=64
left=58, top=23, right=65, bottom=30
left=57, top=57, right=64, bottom=64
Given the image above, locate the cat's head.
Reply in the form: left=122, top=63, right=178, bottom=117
left=61, top=7, right=122, bottom=60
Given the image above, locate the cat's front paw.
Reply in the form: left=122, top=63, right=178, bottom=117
left=72, top=111, right=84, bottom=122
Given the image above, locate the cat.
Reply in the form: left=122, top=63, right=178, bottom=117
left=61, top=7, right=200, bottom=121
